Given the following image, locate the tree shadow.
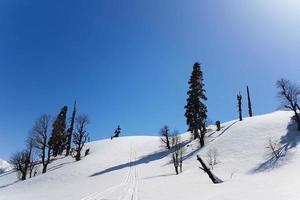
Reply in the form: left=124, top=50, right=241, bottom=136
left=0, top=180, right=19, bottom=190
left=47, top=160, right=75, bottom=172
left=90, top=141, right=190, bottom=177
left=0, top=170, right=15, bottom=178
left=250, top=120, right=300, bottom=173
left=142, top=173, right=174, bottom=180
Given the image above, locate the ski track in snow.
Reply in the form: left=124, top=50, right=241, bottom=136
left=81, top=144, right=139, bottom=200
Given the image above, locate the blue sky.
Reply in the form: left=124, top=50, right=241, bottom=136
left=0, top=0, right=300, bottom=159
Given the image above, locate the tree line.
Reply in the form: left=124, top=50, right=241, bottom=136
left=10, top=102, right=90, bottom=181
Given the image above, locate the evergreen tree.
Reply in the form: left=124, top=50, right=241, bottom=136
left=247, top=86, right=253, bottom=117
left=184, top=62, right=208, bottom=147
left=237, top=93, right=243, bottom=121
left=49, top=106, right=68, bottom=157
left=65, top=101, right=76, bottom=156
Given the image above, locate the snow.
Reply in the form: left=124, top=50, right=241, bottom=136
left=0, top=159, right=12, bottom=173
left=1, top=111, right=300, bottom=199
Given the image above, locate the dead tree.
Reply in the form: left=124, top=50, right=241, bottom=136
left=277, top=78, right=300, bottom=130
left=171, top=131, right=185, bottom=175
left=196, top=155, right=223, bottom=184
left=73, top=115, right=89, bottom=161
left=160, top=125, right=171, bottom=150
left=237, top=93, right=243, bottom=121
left=31, top=114, right=52, bottom=173
left=247, top=86, right=253, bottom=117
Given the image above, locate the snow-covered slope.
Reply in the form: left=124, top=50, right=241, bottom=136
left=0, top=159, right=12, bottom=173
left=1, top=111, right=300, bottom=200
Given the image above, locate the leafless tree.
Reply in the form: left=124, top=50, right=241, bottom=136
left=266, top=137, right=283, bottom=159
left=206, top=148, right=219, bottom=170
left=160, top=125, right=171, bottom=150
left=277, top=78, right=300, bottom=130
left=170, top=130, right=185, bottom=175
left=73, top=114, right=89, bottom=161
left=10, top=150, right=29, bottom=180
left=31, top=114, right=52, bottom=173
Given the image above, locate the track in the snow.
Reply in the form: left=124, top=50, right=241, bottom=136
left=81, top=144, right=139, bottom=200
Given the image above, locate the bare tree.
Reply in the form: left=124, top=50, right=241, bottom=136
left=266, top=137, right=283, bottom=159
left=170, top=131, right=185, bottom=175
left=160, top=125, right=171, bottom=150
left=206, top=148, right=219, bottom=170
left=73, top=115, right=89, bottom=161
left=10, top=150, right=29, bottom=180
left=31, top=114, right=52, bottom=173
left=277, top=78, right=300, bottom=130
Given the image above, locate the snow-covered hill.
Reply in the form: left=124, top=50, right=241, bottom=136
left=0, top=159, right=12, bottom=173
left=0, top=111, right=300, bottom=200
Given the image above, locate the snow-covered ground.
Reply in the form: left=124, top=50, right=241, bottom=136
left=0, top=159, right=12, bottom=173
left=1, top=111, right=300, bottom=200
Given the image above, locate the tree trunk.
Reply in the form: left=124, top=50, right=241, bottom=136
left=199, top=136, right=205, bottom=148
left=21, top=171, right=26, bottom=181
left=196, top=155, right=223, bottom=184
left=193, top=128, right=199, bottom=140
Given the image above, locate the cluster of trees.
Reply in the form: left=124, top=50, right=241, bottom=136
left=10, top=102, right=90, bottom=180
left=160, top=126, right=184, bottom=175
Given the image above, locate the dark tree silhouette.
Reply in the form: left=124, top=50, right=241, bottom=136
left=160, top=125, right=171, bottom=150
left=10, top=138, right=34, bottom=180
left=215, top=121, right=221, bottom=131
left=247, top=86, right=253, bottom=117
left=111, top=125, right=121, bottom=140
left=49, top=106, right=68, bottom=156
left=10, top=150, right=29, bottom=180
left=31, top=114, right=51, bottom=173
left=277, top=78, right=300, bottom=130
left=73, top=114, right=89, bottom=161
left=66, top=101, right=77, bottom=156
left=237, top=93, right=243, bottom=121
left=185, top=62, right=208, bottom=147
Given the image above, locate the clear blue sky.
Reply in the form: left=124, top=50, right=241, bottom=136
left=0, top=0, right=299, bottom=159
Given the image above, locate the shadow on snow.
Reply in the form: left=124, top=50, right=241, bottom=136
left=90, top=141, right=191, bottom=177
left=251, top=119, right=300, bottom=173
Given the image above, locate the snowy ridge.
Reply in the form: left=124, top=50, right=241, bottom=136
left=0, top=159, right=12, bottom=173
left=0, top=111, right=300, bottom=200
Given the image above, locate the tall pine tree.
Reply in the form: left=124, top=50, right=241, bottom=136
left=65, top=101, right=76, bottom=156
left=49, top=106, right=68, bottom=157
left=185, top=62, right=208, bottom=148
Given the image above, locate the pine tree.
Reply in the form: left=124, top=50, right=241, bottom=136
left=247, top=86, right=253, bottom=117
left=237, top=93, right=242, bottom=121
left=185, top=62, right=208, bottom=148
left=49, top=106, right=68, bottom=157
left=65, top=101, right=76, bottom=156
